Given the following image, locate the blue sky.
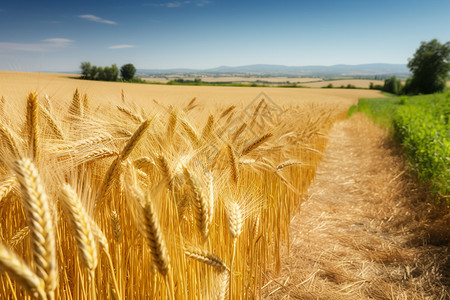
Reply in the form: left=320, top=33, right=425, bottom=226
left=0, top=0, right=449, bottom=72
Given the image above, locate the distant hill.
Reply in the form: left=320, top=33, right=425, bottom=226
left=138, top=63, right=410, bottom=77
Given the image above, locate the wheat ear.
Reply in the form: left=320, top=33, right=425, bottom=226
left=183, top=167, right=210, bottom=242
left=26, top=92, right=39, bottom=162
left=184, top=246, right=229, bottom=272
left=184, top=97, right=197, bottom=111
left=219, top=105, right=235, bottom=120
left=51, top=134, right=112, bottom=152
left=0, top=95, right=5, bottom=116
left=68, top=89, right=82, bottom=117
left=216, top=270, right=229, bottom=300
left=96, top=120, right=150, bottom=211
left=82, top=94, right=89, bottom=116
left=59, top=184, right=98, bottom=272
left=0, top=124, right=21, bottom=158
left=276, top=160, right=309, bottom=171
left=117, top=105, right=143, bottom=123
left=206, top=172, right=215, bottom=230
left=119, top=119, right=151, bottom=160
left=201, top=114, right=215, bottom=142
left=226, top=201, right=243, bottom=239
left=240, top=133, right=273, bottom=157
left=137, top=191, right=170, bottom=276
left=8, top=226, right=30, bottom=248
left=0, top=243, right=47, bottom=300
left=111, top=210, right=121, bottom=242
left=226, top=145, right=239, bottom=184
left=155, top=154, right=173, bottom=189
left=0, top=176, right=18, bottom=201
left=95, top=157, right=121, bottom=212
left=166, top=108, right=178, bottom=142
left=40, top=105, right=64, bottom=140
left=14, top=159, right=57, bottom=299
left=82, top=148, right=118, bottom=163
left=181, top=119, right=200, bottom=148
left=133, top=156, right=155, bottom=172
left=231, top=123, right=247, bottom=143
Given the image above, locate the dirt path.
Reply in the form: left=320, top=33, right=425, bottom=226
left=263, top=114, right=449, bottom=299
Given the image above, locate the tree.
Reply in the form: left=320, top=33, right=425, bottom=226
left=407, top=39, right=450, bottom=94
left=80, top=62, right=92, bottom=79
left=102, top=65, right=119, bottom=81
left=97, top=67, right=104, bottom=80
left=383, top=76, right=402, bottom=95
left=89, top=66, right=98, bottom=80
left=120, top=64, right=136, bottom=81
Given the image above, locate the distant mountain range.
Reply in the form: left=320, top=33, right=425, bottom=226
left=137, top=63, right=410, bottom=77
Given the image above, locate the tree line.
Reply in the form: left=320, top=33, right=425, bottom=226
left=372, top=39, right=450, bottom=95
left=80, top=62, right=136, bottom=81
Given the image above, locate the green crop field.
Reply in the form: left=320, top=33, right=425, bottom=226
left=350, top=92, right=450, bottom=199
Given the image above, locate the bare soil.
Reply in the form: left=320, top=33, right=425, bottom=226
left=263, top=114, right=449, bottom=299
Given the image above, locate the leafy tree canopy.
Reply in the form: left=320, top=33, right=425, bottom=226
left=120, top=64, right=136, bottom=81
left=407, top=39, right=450, bottom=94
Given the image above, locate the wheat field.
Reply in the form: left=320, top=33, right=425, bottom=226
left=0, top=71, right=383, bottom=299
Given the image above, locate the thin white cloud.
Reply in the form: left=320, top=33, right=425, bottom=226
left=108, top=45, right=135, bottom=49
left=78, top=14, right=117, bottom=25
left=42, top=38, right=73, bottom=45
left=147, top=0, right=211, bottom=8
left=194, top=0, right=211, bottom=7
left=0, top=38, right=73, bottom=52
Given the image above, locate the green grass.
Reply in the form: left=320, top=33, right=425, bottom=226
left=350, top=92, right=450, bottom=199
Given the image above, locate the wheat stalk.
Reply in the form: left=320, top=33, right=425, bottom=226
left=0, top=243, right=47, bottom=300
left=59, top=184, right=98, bottom=272
left=14, top=159, right=57, bottom=300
